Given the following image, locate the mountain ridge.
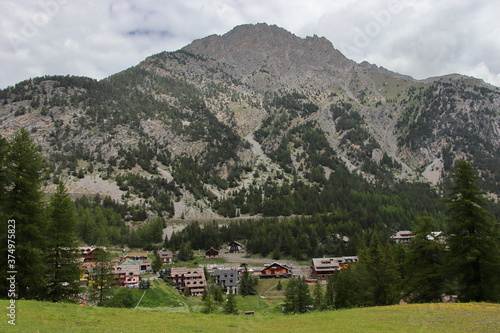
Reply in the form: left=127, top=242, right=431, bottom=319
left=0, top=23, right=498, bottom=222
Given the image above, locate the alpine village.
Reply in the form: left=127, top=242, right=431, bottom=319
left=1, top=24, right=499, bottom=331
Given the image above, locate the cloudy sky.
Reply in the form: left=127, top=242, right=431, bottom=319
left=1, top=0, right=499, bottom=89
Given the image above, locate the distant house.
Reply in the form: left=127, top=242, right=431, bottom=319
left=260, top=262, right=292, bottom=278
left=391, top=231, right=415, bottom=245
left=120, top=259, right=151, bottom=273
left=158, top=251, right=173, bottom=264
left=205, top=247, right=220, bottom=258
left=78, top=246, right=107, bottom=262
left=310, top=256, right=358, bottom=280
left=169, top=267, right=206, bottom=296
left=427, top=231, right=447, bottom=244
left=120, top=252, right=149, bottom=262
left=211, top=269, right=239, bottom=294
left=113, top=263, right=141, bottom=287
left=227, top=241, right=243, bottom=253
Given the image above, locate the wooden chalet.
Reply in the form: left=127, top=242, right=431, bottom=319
left=169, top=267, right=207, bottom=296
left=158, top=251, right=173, bottom=264
left=227, top=241, right=243, bottom=253
left=390, top=231, right=415, bottom=245
left=78, top=246, right=107, bottom=262
left=205, top=247, right=220, bottom=258
left=310, top=256, right=358, bottom=280
left=120, top=252, right=149, bottom=262
left=113, top=263, right=140, bottom=287
left=260, top=262, right=292, bottom=278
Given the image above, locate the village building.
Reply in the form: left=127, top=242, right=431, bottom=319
left=260, top=262, right=293, bottom=278
left=390, top=231, right=415, bottom=245
left=119, top=258, right=151, bottom=273
left=169, top=267, right=207, bottom=296
left=120, top=252, right=149, bottom=262
left=211, top=269, right=239, bottom=294
left=113, top=263, right=141, bottom=287
left=78, top=246, right=107, bottom=262
left=427, top=231, right=447, bottom=244
left=227, top=241, right=243, bottom=253
left=158, top=251, right=173, bottom=264
left=205, top=247, right=220, bottom=258
left=310, top=256, right=358, bottom=280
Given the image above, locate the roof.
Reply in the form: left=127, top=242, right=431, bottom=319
left=206, top=247, right=219, bottom=253
left=391, top=231, right=415, bottom=239
left=228, top=241, right=243, bottom=246
left=262, top=262, right=291, bottom=270
left=312, top=256, right=359, bottom=270
left=170, top=267, right=205, bottom=277
left=158, top=251, right=173, bottom=258
left=427, top=231, right=443, bottom=239
left=119, top=259, right=142, bottom=266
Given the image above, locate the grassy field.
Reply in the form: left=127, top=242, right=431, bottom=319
left=1, top=300, right=498, bottom=332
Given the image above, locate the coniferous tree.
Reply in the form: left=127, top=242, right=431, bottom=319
left=202, top=294, right=216, bottom=314
left=223, top=289, right=238, bottom=315
left=324, top=275, right=335, bottom=309
left=45, top=182, right=81, bottom=302
left=4, top=129, right=48, bottom=299
left=0, top=136, right=10, bottom=296
left=152, top=251, right=162, bottom=274
left=177, top=241, right=194, bottom=261
left=313, top=280, right=324, bottom=310
left=403, top=217, right=445, bottom=303
left=284, top=276, right=311, bottom=314
left=359, top=235, right=401, bottom=306
left=333, top=265, right=362, bottom=309
left=88, top=249, right=113, bottom=306
left=446, top=160, right=499, bottom=302
left=239, top=266, right=257, bottom=296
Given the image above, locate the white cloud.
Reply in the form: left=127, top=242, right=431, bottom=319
left=0, top=0, right=499, bottom=88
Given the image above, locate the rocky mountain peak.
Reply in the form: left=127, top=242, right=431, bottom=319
left=182, top=23, right=355, bottom=93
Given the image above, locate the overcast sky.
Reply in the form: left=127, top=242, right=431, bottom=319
left=1, top=0, right=499, bottom=89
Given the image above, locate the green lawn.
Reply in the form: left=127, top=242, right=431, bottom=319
left=1, top=300, right=498, bottom=332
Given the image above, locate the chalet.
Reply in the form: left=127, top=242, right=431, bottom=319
left=260, top=262, right=292, bottom=279
left=113, top=263, right=140, bottom=287
left=311, top=256, right=358, bottom=280
left=158, top=251, right=173, bottom=264
left=211, top=269, right=239, bottom=294
left=169, top=267, right=207, bottom=296
left=119, top=259, right=151, bottom=273
left=205, top=247, right=220, bottom=258
left=391, top=231, right=415, bottom=245
left=427, top=231, right=446, bottom=244
left=120, top=252, right=149, bottom=262
left=78, top=246, right=107, bottom=262
left=227, top=241, right=243, bottom=253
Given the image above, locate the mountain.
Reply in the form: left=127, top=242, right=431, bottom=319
left=0, top=23, right=499, bottom=223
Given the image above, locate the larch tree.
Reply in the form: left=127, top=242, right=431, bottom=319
left=446, top=160, right=499, bottom=302
left=45, top=182, right=82, bottom=302
left=403, top=217, right=446, bottom=303
left=4, top=129, right=48, bottom=299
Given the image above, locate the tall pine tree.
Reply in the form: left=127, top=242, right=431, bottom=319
left=4, top=129, right=48, bottom=299
left=45, top=182, right=82, bottom=302
left=446, top=160, right=499, bottom=302
left=403, top=217, right=445, bottom=303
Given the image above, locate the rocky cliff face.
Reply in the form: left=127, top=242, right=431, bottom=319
left=1, top=23, right=499, bottom=218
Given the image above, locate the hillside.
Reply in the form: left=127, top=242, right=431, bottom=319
left=0, top=23, right=499, bottom=224
left=1, top=300, right=498, bottom=332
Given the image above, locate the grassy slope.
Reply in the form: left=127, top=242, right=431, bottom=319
left=1, top=301, right=498, bottom=333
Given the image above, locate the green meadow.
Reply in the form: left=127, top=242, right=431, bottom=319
left=1, top=300, right=498, bottom=332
